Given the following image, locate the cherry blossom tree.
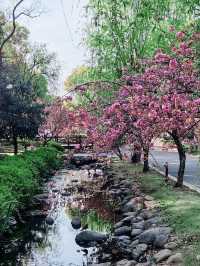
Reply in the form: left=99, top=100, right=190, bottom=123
left=86, top=30, right=200, bottom=186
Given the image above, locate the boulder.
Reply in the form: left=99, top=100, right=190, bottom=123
left=131, top=229, right=143, bottom=237
left=166, top=253, right=183, bottom=265
left=132, top=221, right=145, bottom=230
left=45, top=216, right=54, bottom=225
left=27, top=210, right=48, bottom=220
left=75, top=230, right=108, bottom=247
left=154, top=249, right=172, bottom=263
left=138, top=227, right=171, bottom=247
left=154, top=233, right=169, bottom=248
left=164, top=242, right=178, bottom=250
left=144, top=217, right=162, bottom=228
left=61, top=191, right=71, bottom=197
left=123, top=212, right=137, bottom=218
left=93, top=263, right=111, bottom=266
left=132, top=244, right=148, bottom=260
left=115, top=259, right=137, bottom=266
left=71, top=217, right=81, bottom=229
left=114, top=226, right=131, bottom=236
left=114, top=221, right=124, bottom=229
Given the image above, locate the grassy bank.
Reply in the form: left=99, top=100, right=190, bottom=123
left=0, top=143, right=63, bottom=233
left=111, top=161, right=200, bottom=266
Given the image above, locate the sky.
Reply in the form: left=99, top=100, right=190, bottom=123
left=1, top=0, right=89, bottom=95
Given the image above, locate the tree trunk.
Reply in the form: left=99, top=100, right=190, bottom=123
left=143, top=148, right=149, bottom=172
left=13, top=135, right=18, bottom=155
left=115, top=146, right=123, bottom=160
left=172, top=133, right=186, bottom=187
left=131, top=152, right=141, bottom=163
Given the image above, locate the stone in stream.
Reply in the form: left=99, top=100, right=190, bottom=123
left=27, top=210, right=48, bottom=220
left=61, top=191, right=71, bottom=197
left=75, top=230, right=108, bottom=247
left=45, top=216, right=54, bottom=226
left=71, top=217, right=81, bottom=229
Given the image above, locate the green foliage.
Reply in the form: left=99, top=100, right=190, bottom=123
left=64, top=65, right=97, bottom=91
left=86, top=0, right=200, bottom=80
left=47, top=141, right=65, bottom=152
left=0, top=145, right=63, bottom=232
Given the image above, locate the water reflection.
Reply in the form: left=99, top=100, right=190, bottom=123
left=0, top=168, right=113, bottom=266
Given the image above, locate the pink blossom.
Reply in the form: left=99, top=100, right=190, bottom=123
left=176, top=31, right=185, bottom=40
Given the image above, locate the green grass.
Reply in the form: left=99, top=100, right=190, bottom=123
left=111, top=161, right=200, bottom=266
left=0, top=143, right=63, bottom=233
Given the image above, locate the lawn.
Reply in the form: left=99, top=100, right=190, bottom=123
left=111, top=161, right=200, bottom=266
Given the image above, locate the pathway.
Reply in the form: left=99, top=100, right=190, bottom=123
left=150, top=150, right=200, bottom=188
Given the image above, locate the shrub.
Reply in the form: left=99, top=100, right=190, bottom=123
left=0, top=145, right=63, bottom=233
left=47, top=141, right=65, bottom=152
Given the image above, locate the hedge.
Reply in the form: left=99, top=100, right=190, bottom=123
left=0, top=144, right=63, bottom=232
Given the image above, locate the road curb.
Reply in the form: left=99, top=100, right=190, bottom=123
left=151, top=166, right=200, bottom=194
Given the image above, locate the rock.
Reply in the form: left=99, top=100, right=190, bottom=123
left=122, top=199, right=136, bottom=212
left=33, top=231, right=44, bottom=242
left=114, top=221, right=124, bottom=229
left=123, top=212, right=137, bottom=217
left=33, top=193, right=49, bottom=201
left=71, top=155, right=97, bottom=166
left=132, top=244, right=148, bottom=260
left=71, top=217, right=81, bottom=229
left=135, top=263, right=151, bottom=266
left=71, top=179, right=79, bottom=183
left=117, top=235, right=131, bottom=241
left=154, top=249, right=172, bottom=263
left=132, top=221, right=145, bottom=230
left=114, top=226, right=131, bottom=236
left=154, top=233, right=169, bottom=248
left=93, top=263, right=111, bottom=266
left=144, top=195, right=154, bottom=201
left=75, top=230, right=108, bottom=247
left=27, top=210, right=48, bottom=220
left=61, top=191, right=71, bottom=197
left=164, top=242, right=178, bottom=250
left=144, top=217, right=162, bottom=228
left=45, top=216, right=54, bottom=225
left=166, top=253, right=183, bottom=265
left=130, top=240, right=139, bottom=248
left=140, top=210, right=155, bottom=220
left=138, top=227, right=171, bottom=246
left=100, top=253, right=112, bottom=262
left=121, top=216, right=134, bottom=225
left=115, top=259, right=137, bottom=266
left=8, top=217, right=17, bottom=228
left=131, top=229, right=143, bottom=237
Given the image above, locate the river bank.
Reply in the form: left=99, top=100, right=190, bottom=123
left=0, top=151, right=188, bottom=266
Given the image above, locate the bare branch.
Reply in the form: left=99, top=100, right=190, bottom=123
left=0, top=0, right=24, bottom=53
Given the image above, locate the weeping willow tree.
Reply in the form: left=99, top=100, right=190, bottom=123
left=86, top=0, right=200, bottom=80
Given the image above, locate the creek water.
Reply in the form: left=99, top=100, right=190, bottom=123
left=0, top=167, right=113, bottom=266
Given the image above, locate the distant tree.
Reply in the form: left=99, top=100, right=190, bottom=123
left=0, top=65, right=43, bottom=153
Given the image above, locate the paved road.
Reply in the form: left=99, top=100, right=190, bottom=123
left=150, top=150, right=200, bottom=188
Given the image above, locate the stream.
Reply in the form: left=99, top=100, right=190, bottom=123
left=0, top=161, right=114, bottom=266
